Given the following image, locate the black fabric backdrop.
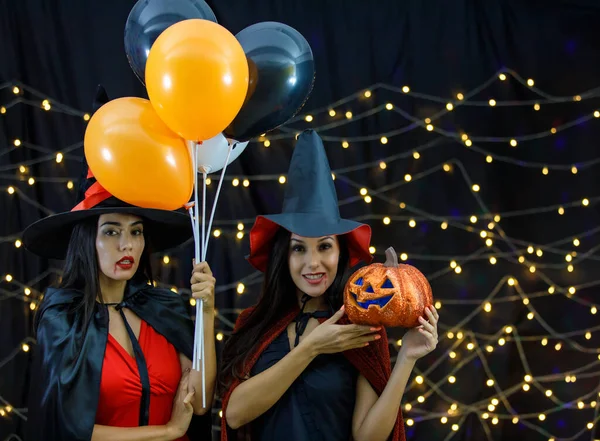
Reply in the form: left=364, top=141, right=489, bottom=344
left=2, top=0, right=600, bottom=440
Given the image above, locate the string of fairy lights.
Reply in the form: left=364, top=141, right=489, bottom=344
left=2, top=69, right=600, bottom=440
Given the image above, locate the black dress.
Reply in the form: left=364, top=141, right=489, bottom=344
left=250, top=310, right=359, bottom=441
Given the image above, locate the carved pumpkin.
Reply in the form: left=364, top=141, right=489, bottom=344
left=343, top=247, right=433, bottom=328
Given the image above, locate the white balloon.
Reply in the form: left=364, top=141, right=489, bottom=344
left=195, top=133, right=249, bottom=174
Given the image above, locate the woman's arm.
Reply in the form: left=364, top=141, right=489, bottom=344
left=180, top=309, right=216, bottom=414
left=92, top=424, right=176, bottom=441
left=351, top=354, right=415, bottom=441
left=226, top=307, right=379, bottom=430
left=92, top=368, right=196, bottom=441
left=352, top=306, right=439, bottom=441
left=225, top=335, right=317, bottom=429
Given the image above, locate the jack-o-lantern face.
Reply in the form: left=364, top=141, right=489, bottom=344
left=344, top=247, right=433, bottom=328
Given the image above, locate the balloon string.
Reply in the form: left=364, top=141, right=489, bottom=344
left=202, top=141, right=235, bottom=259
left=200, top=170, right=207, bottom=407
left=191, top=142, right=200, bottom=371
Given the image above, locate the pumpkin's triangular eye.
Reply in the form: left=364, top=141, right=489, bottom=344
left=365, top=284, right=374, bottom=293
left=381, top=278, right=394, bottom=289
left=354, top=277, right=364, bottom=286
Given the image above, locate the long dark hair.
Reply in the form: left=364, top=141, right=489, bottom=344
left=56, top=215, right=154, bottom=329
left=218, top=228, right=350, bottom=394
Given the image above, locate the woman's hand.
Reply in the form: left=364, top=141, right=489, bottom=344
left=301, top=306, right=381, bottom=356
left=190, top=261, right=216, bottom=313
left=166, top=369, right=195, bottom=440
left=398, top=306, right=439, bottom=361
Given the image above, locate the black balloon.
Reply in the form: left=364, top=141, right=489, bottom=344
left=124, top=0, right=217, bottom=85
left=224, top=22, right=315, bottom=141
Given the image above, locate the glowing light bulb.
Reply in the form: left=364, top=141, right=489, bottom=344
left=457, top=93, right=464, bottom=100
left=379, top=161, right=387, bottom=169
left=413, top=151, right=420, bottom=159
left=363, top=90, right=371, bottom=98
left=216, top=333, right=224, bottom=341
left=484, top=302, right=492, bottom=312
left=446, top=103, right=454, bottom=111
left=441, top=221, right=448, bottom=229
left=408, top=219, right=416, bottom=228
left=489, top=99, right=497, bottom=106
left=486, top=155, right=493, bottom=163
left=426, top=124, right=434, bottom=131
left=402, top=86, right=410, bottom=93
left=572, top=166, right=578, bottom=174
left=304, top=115, right=313, bottom=122
left=415, top=375, right=424, bottom=384
left=329, top=109, right=336, bottom=117
left=213, top=229, right=221, bottom=238
left=527, top=78, right=535, bottom=86
left=534, top=103, right=541, bottom=111
left=232, top=178, right=240, bottom=186
left=489, top=256, right=497, bottom=264
left=236, top=232, right=244, bottom=240
left=380, top=136, right=388, bottom=144
left=364, top=196, right=372, bottom=203
left=510, top=139, right=518, bottom=147
left=582, top=198, right=590, bottom=206
left=448, top=376, right=456, bottom=383
left=383, top=217, right=391, bottom=225
left=278, top=176, right=286, bottom=184
left=263, top=140, right=271, bottom=148
left=472, top=184, right=480, bottom=192
left=465, top=139, right=472, bottom=147
left=67, top=180, right=74, bottom=190
left=385, top=103, right=393, bottom=110
left=369, top=246, right=376, bottom=254
left=342, top=141, right=349, bottom=149
left=443, top=163, right=451, bottom=172
left=237, top=283, right=245, bottom=294
left=345, top=111, right=353, bottom=119
left=568, top=286, right=576, bottom=295
left=499, top=73, right=507, bottom=81
left=404, top=174, right=412, bottom=182
left=162, top=256, right=170, bottom=264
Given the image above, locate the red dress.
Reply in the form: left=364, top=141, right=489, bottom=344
left=96, top=320, right=189, bottom=441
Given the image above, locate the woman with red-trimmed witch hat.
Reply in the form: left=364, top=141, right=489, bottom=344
left=218, top=130, right=439, bottom=441
left=23, top=86, right=216, bottom=441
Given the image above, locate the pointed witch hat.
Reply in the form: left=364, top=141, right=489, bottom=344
left=22, top=85, right=192, bottom=260
left=247, top=129, right=373, bottom=272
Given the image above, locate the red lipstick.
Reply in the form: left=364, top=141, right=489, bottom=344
left=116, top=256, right=134, bottom=270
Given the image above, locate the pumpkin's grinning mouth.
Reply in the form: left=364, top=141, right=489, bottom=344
left=351, top=292, right=393, bottom=309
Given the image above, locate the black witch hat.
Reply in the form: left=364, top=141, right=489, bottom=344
left=247, top=130, right=372, bottom=272
left=22, top=86, right=192, bottom=260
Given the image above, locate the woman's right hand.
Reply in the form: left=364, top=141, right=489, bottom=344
left=166, top=369, right=195, bottom=440
left=301, top=306, right=381, bottom=356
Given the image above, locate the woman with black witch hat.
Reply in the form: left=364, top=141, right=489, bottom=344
left=218, top=130, right=439, bottom=441
left=23, top=87, right=216, bottom=441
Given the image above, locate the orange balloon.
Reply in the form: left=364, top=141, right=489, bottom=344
left=84, top=97, right=193, bottom=210
left=145, top=19, right=249, bottom=142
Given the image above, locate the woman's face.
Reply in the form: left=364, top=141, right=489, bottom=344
left=288, top=234, right=340, bottom=298
left=96, top=213, right=145, bottom=282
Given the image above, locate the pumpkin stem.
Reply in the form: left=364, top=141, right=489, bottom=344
left=384, top=247, right=399, bottom=268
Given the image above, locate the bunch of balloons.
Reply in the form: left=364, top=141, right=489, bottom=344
left=84, top=0, right=315, bottom=211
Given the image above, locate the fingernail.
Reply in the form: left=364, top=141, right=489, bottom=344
left=374, top=335, right=381, bottom=340
left=340, top=305, right=345, bottom=311
left=364, top=342, right=370, bottom=346
left=370, top=327, right=378, bottom=331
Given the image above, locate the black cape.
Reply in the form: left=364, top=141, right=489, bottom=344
left=26, top=281, right=212, bottom=441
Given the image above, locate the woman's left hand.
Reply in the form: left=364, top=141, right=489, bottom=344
left=399, top=305, right=439, bottom=361
left=190, top=261, right=216, bottom=313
